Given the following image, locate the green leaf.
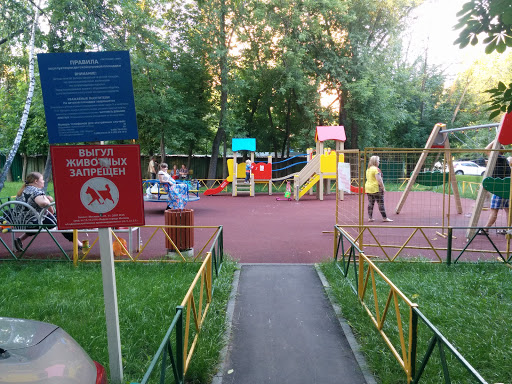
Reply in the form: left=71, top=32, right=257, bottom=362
left=456, top=1, right=475, bottom=16
left=482, top=35, right=495, bottom=44
left=497, top=41, right=507, bottom=53
left=485, top=41, right=497, bottom=53
left=498, top=82, right=507, bottom=92
left=490, top=110, right=501, bottom=119
left=454, top=19, right=470, bottom=30
left=503, top=12, right=512, bottom=25
left=456, top=36, right=470, bottom=48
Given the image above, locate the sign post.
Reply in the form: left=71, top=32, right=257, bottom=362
left=39, top=51, right=141, bottom=384
left=50, top=144, right=144, bottom=384
left=98, top=227, right=123, bottom=383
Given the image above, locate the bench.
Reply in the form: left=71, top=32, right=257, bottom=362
left=0, top=201, right=140, bottom=260
left=143, top=179, right=200, bottom=210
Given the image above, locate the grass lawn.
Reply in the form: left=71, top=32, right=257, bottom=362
left=320, top=261, right=512, bottom=384
left=0, top=181, right=55, bottom=201
left=0, top=260, right=237, bottom=383
left=386, top=175, right=483, bottom=200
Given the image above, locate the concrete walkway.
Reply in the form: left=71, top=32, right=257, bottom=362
left=213, top=264, right=375, bottom=384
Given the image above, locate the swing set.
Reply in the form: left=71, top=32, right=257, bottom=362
left=396, top=112, right=512, bottom=239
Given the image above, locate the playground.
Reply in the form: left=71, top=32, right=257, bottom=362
left=2, top=189, right=511, bottom=264
left=2, top=119, right=512, bottom=384
left=3, top=118, right=512, bottom=263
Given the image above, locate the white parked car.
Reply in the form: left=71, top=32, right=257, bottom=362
left=453, top=161, right=486, bottom=176
left=0, top=317, right=107, bottom=383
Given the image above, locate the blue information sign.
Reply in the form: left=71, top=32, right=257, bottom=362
left=38, top=51, right=138, bottom=144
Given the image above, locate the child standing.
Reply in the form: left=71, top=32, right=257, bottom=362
left=245, top=160, right=251, bottom=184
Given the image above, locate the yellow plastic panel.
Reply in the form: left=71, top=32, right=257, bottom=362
left=226, top=159, right=234, bottom=182
left=237, top=163, right=246, bottom=178
left=320, top=151, right=337, bottom=173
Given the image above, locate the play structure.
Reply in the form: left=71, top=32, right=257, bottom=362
left=203, top=138, right=265, bottom=197
left=292, top=126, right=345, bottom=201
left=396, top=112, right=512, bottom=238
left=204, top=126, right=346, bottom=201
left=143, top=179, right=200, bottom=209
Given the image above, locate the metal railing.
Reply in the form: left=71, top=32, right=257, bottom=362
left=1, top=222, right=225, bottom=266
left=133, top=228, right=224, bottom=384
left=339, top=224, right=511, bottom=264
left=334, top=225, right=487, bottom=383
left=77, top=225, right=223, bottom=264
left=0, top=223, right=73, bottom=261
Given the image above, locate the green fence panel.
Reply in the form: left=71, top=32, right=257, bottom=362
left=0, top=154, right=23, bottom=181
left=380, top=160, right=404, bottom=183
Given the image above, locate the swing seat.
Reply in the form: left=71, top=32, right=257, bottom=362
left=482, top=177, right=511, bottom=199
left=415, top=171, right=444, bottom=187
left=350, top=185, right=364, bottom=193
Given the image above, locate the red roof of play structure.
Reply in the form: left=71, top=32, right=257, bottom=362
left=315, top=126, right=346, bottom=142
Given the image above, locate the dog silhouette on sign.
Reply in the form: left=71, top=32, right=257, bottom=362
left=86, top=184, right=114, bottom=205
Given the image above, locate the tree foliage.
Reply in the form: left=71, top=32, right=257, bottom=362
left=2, top=0, right=509, bottom=189
left=455, top=0, right=512, bottom=116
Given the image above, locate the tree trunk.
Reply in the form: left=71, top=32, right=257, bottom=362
left=222, top=131, right=227, bottom=179
left=186, top=146, right=192, bottom=170
left=338, top=88, right=348, bottom=147
left=419, top=47, right=428, bottom=122
left=247, top=96, right=259, bottom=137
left=451, top=76, right=471, bottom=125
left=281, top=92, right=292, bottom=158
left=0, top=2, right=39, bottom=193
left=160, top=131, right=165, bottom=165
left=208, top=127, right=224, bottom=186
left=207, top=0, right=228, bottom=187
left=21, top=154, right=28, bottom=181
left=43, top=149, right=52, bottom=192
left=267, top=108, right=278, bottom=159
left=350, top=121, right=359, bottom=149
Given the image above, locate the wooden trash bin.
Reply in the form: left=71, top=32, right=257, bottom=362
left=165, top=209, right=194, bottom=251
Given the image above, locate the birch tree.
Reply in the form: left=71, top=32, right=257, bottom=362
left=0, top=1, right=40, bottom=192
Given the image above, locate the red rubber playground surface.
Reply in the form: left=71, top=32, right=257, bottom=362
left=143, top=192, right=340, bottom=263
left=1, top=191, right=509, bottom=263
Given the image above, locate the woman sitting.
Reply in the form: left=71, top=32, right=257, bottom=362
left=14, top=172, right=83, bottom=251
left=157, top=163, right=188, bottom=209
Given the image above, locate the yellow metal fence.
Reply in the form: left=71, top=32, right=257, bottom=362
left=135, top=227, right=224, bottom=384
left=334, top=225, right=487, bottom=383
left=73, top=225, right=223, bottom=265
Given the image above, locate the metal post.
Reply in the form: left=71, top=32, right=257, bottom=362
left=176, top=306, right=184, bottom=384
left=99, top=227, right=123, bottom=383
left=446, top=228, right=452, bottom=265
left=409, top=308, right=418, bottom=383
